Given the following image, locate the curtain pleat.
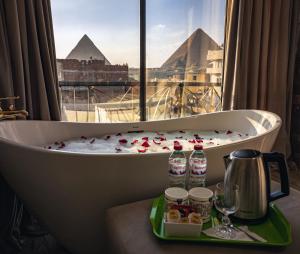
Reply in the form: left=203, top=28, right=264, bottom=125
left=222, top=0, right=300, bottom=156
left=0, top=0, right=60, bottom=120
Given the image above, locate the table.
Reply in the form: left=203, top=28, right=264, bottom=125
left=106, top=184, right=300, bottom=254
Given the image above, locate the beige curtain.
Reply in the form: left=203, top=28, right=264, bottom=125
left=0, top=0, right=60, bottom=120
left=222, top=0, right=300, bottom=156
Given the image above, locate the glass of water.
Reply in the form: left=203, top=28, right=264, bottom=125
left=214, top=182, right=239, bottom=239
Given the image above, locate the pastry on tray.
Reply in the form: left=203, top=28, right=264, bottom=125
left=188, top=212, right=202, bottom=224
left=167, top=209, right=181, bottom=223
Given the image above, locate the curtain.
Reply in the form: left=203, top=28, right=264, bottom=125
left=222, top=0, right=300, bottom=156
left=0, top=0, right=60, bottom=120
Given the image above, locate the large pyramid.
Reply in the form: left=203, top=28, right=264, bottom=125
left=66, top=34, right=111, bottom=64
left=161, top=28, right=220, bottom=70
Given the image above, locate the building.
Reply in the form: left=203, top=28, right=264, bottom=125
left=206, top=49, right=224, bottom=83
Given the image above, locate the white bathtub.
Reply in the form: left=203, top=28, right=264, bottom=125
left=0, top=110, right=281, bottom=254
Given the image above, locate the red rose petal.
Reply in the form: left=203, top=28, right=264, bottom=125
left=188, top=139, right=196, bottom=143
left=119, top=139, right=128, bottom=144
left=138, top=148, right=147, bottom=153
left=131, top=139, right=139, bottom=145
left=156, top=132, right=164, bottom=136
left=142, top=141, right=150, bottom=147
left=196, top=139, right=203, bottom=143
left=159, top=137, right=166, bottom=141
left=163, top=146, right=170, bottom=150
left=90, top=138, right=95, bottom=144
left=142, top=137, right=149, bottom=141
left=58, top=142, right=65, bottom=149
left=226, top=130, right=233, bottom=135
left=174, top=140, right=180, bottom=145
left=153, top=139, right=161, bottom=145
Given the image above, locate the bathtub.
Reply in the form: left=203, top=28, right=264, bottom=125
left=0, top=110, right=281, bottom=254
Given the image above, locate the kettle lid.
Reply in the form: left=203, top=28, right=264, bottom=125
left=231, top=149, right=261, bottom=158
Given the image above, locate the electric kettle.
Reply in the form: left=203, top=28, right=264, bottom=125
left=224, top=149, right=289, bottom=223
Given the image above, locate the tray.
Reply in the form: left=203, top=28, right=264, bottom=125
left=150, top=195, right=292, bottom=247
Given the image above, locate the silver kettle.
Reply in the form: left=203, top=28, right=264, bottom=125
left=224, top=149, right=289, bottom=223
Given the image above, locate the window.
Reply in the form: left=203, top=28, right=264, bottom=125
left=51, top=0, right=226, bottom=122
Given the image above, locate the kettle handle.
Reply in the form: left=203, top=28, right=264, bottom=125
left=262, top=152, right=289, bottom=201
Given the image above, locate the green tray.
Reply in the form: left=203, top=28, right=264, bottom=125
left=150, top=195, right=292, bottom=247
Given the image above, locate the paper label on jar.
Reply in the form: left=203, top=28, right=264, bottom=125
left=190, top=199, right=212, bottom=222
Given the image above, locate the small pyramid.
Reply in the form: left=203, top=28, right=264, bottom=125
left=66, top=34, right=111, bottom=64
left=161, top=28, right=220, bottom=70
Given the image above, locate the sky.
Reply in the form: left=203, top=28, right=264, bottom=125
left=51, top=0, right=226, bottom=68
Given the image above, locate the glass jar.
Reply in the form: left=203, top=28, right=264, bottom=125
left=164, top=187, right=189, bottom=212
left=188, top=187, right=213, bottom=223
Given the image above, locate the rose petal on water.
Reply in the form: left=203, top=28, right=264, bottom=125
left=115, top=147, right=122, bottom=152
left=131, top=139, right=138, bottom=145
left=138, top=148, right=147, bottom=153
left=119, top=139, right=128, bottom=144
left=142, top=141, right=150, bottom=147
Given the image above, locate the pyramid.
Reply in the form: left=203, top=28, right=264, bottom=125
left=66, top=34, right=111, bottom=64
left=161, top=28, right=220, bottom=70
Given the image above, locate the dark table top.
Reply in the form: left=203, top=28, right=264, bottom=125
left=106, top=183, right=300, bottom=254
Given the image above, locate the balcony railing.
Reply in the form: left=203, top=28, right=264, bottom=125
left=59, top=81, right=222, bottom=122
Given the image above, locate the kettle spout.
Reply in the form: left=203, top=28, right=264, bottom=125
left=223, top=154, right=231, bottom=169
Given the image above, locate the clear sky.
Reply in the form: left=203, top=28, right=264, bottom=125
left=51, top=0, right=226, bottom=68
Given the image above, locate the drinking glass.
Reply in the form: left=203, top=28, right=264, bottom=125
left=214, top=182, right=239, bottom=239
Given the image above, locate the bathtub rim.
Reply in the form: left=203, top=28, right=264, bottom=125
left=0, top=109, right=282, bottom=157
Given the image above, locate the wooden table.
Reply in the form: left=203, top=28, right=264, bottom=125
left=106, top=185, right=300, bottom=254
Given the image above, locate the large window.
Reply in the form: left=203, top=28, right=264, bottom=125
left=51, top=0, right=226, bottom=122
